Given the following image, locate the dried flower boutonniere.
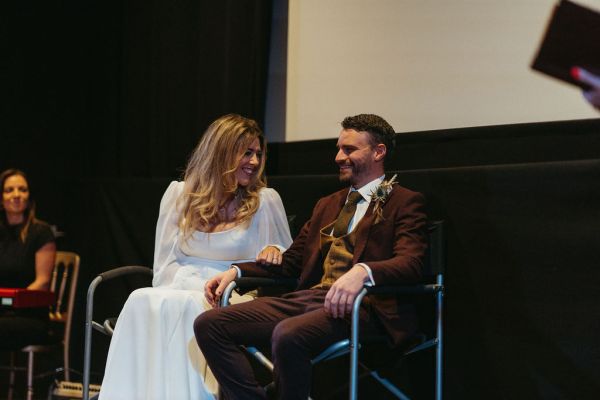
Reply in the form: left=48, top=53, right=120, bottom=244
left=371, top=174, right=397, bottom=224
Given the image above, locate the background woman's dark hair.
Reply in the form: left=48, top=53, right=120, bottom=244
left=341, top=114, right=397, bottom=157
left=0, top=168, right=36, bottom=242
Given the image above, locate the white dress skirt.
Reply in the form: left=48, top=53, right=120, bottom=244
left=98, top=181, right=292, bottom=400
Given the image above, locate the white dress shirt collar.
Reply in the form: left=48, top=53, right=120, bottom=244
left=348, top=175, right=385, bottom=203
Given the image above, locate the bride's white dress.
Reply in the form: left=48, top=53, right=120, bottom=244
left=99, top=181, right=292, bottom=400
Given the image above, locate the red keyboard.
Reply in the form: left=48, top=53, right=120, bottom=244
left=0, top=288, right=55, bottom=308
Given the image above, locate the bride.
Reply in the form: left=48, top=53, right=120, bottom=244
left=99, top=114, right=292, bottom=399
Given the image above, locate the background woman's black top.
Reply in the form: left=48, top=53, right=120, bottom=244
left=0, top=220, right=55, bottom=288
left=0, top=220, right=55, bottom=351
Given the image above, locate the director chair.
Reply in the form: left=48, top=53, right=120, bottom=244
left=5, top=251, right=80, bottom=400
left=82, top=266, right=153, bottom=400
left=220, top=220, right=445, bottom=400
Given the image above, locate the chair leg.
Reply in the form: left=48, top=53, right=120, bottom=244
left=370, top=371, right=411, bottom=400
left=349, top=289, right=368, bottom=400
left=435, top=283, right=444, bottom=400
left=8, top=352, right=16, bottom=400
left=64, top=344, right=70, bottom=382
left=26, top=351, right=34, bottom=400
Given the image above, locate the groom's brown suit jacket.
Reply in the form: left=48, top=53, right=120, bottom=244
left=238, top=182, right=428, bottom=347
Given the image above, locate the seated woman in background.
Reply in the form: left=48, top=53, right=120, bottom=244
left=0, top=169, right=56, bottom=351
left=99, top=114, right=293, bottom=400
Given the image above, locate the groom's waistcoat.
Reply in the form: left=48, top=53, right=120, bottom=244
left=313, top=221, right=358, bottom=288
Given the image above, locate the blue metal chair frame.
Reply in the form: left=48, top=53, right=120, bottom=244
left=221, top=220, right=445, bottom=400
left=82, top=266, right=153, bottom=400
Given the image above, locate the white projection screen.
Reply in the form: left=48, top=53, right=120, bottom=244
left=275, top=0, right=600, bottom=142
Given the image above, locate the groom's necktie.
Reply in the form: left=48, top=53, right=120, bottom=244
left=332, top=191, right=363, bottom=237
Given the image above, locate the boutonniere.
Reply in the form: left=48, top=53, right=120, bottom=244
left=371, top=174, right=397, bottom=224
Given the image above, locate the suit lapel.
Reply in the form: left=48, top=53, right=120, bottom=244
left=322, top=190, right=348, bottom=225
left=352, top=184, right=395, bottom=263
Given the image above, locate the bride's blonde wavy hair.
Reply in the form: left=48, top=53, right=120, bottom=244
left=179, top=114, right=267, bottom=237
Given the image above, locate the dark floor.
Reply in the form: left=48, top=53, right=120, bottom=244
left=1, top=349, right=435, bottom=400
left=0, top=351, right=78, bottom=400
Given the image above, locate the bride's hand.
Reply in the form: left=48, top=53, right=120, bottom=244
left=205, top=268, right=237, bottom=307
left=256, top=246, right=282, bottom=266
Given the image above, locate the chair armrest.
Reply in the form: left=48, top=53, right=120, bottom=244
left=98, top=266, right=152, bottom=282
left=350, top=281, right=444, bottom=347
left=365, top=283, right=443, bottom=296
left=234, top=277, right=298, bottom=289
left=219, top=277, right=298, bottom=307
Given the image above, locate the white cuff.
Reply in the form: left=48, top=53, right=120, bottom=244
left=231, top=265, right=242, bottom=278
left=356, top=263, right=375, bottom=286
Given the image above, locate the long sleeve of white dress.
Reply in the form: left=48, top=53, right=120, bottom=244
left=152, top=181, right=184, bottom=287
left=248, top=187, right=293, bottom=254
left=152, top=181, right=292, bottom=288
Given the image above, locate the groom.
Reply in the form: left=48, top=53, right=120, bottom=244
left=194, top=114, right=428, bottom=400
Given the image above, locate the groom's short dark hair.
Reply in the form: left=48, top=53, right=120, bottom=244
left=341, top=114, right=397, bottom=156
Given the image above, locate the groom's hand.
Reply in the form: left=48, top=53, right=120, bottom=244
left=204, top=268, right=238, bottom=307
left=324, top=266, right=368, bottom=318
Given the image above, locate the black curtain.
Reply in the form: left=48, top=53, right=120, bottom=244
left=1, top=0, right=273, bottom=181
left=1, top=0, right=273, bottom=380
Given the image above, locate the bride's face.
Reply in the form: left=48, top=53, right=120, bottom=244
left=235, top=138, right=262, bottom=187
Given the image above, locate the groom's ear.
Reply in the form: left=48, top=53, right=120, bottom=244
left=373, top=143, right=386, bottom=162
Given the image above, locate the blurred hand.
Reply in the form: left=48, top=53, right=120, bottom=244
left=324, top=265, right=368, bottom=318
left=256, top=246, right=283, bottom=266
left=572, top=67, right=600, bottom=111
left=204, top=268, right=238, bottom=307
